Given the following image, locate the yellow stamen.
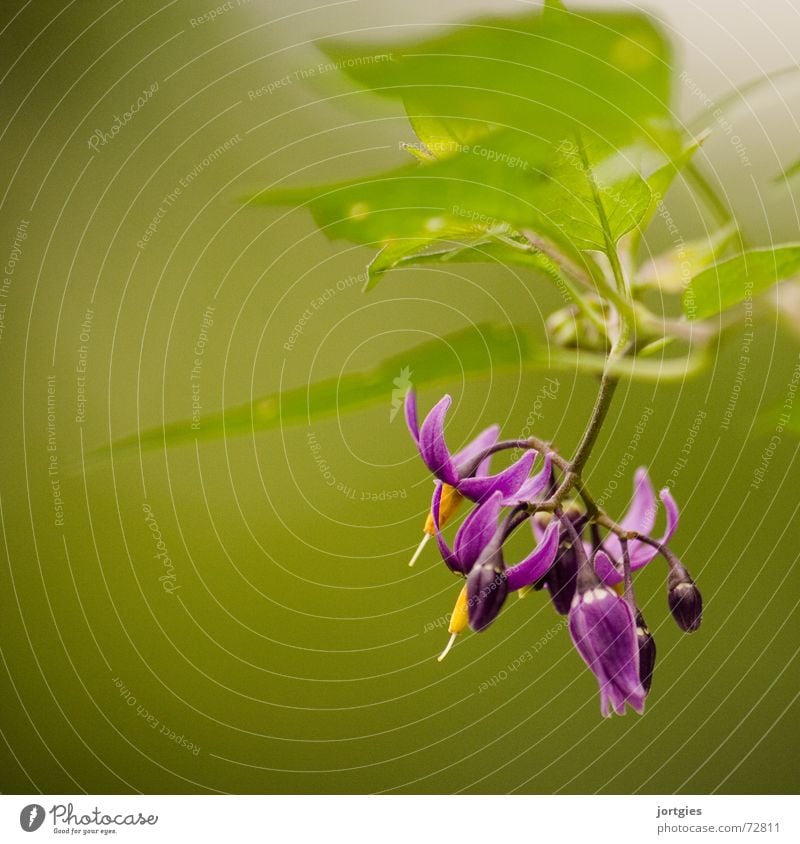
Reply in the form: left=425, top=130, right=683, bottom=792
left=424, top=484, right=463, bottom=535
left=438, top=585, right=469, bottom=661
left=408, top=533, right=430, bottom=567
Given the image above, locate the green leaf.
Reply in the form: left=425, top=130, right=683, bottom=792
left=320, top=5, right=673, bottom=148
left=535, top=136, right=652, bottom=252
left=634, top=133, right=705, bottom=244
left=683, top=244, right=800, bottom=319
left=776, top=156, right=800, bottom=182
left=247, top=131, right=656, bottom=266
left=636, top=223, right=738, bottom=293
left=366, top=233, right=556, bottom=289
left=107, top=325, right=708, bottom=455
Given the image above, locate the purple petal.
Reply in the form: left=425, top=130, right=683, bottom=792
left=623, top=468, right=658, bottom=533
left=418, top=395, right=459, bottom=485
left=605, top=468, right=657, bottom=561
left=453, top=425, right=501, bottom=475
left=503, top=452, right=551, bottom=504
left=506, top=519, right=560, bottom=591
left=457, top=451, right=536, bottom=502
left=453, top=492, right=503, bottom=572
left=568, top=587, right=645, bottom=717
left=629, top=487, right=680, bottom=569
left=593, top=549, right=623, bottom=586
left=405, top=388, right=420, bottom=444
left=431, top=483, right=461, bottom=573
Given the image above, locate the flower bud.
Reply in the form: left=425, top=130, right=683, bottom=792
left=538, top=511, right=582, bottom=614
left=635, top=611, right=656, bottom=694
left=545, top=298, right=607, bottom=352
left=667, top=563, right=703, bottom=632
left=466, top=544, right=508, bottom=632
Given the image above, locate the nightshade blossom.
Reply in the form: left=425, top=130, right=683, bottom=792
left=405, top=389, right=537, bottom=566
left=405, top=391, right=536, bottom=503
left=432, top=488, right=560, bottom=582
left=568, top=580, right=646, bottom=717
left=466, top=521, right=561, bottom=631
left=592, top=469, right=679, bottom=586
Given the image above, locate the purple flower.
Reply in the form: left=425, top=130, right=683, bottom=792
left=568, top=581, right=646, bottom=717
left=431, top=488, right=504, bottom=576
left=432, top=488, right=560, bottom=582
left=592, top=469, right=679, bottom=586
left=465, top=519, right=561, bottom=632
left=406, top=391, right=535, bottom=502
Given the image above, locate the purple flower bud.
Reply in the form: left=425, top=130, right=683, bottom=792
left=667, top=564, right=703, bottom=632
left=536, top=511, right=584, bottom=614
left=635, top=611, right=656, bottom=695
left=466, top=543, right=509, bottom=632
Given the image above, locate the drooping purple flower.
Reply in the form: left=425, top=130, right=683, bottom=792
left=432, top=486, right=559, bottom=581
left=568, top=580, right=646, bottom=717
left=593, top=469, right=679, bottom=586
left=406, top=391, right=535, bottom=502
left=465, top=519, right=560, bottom=631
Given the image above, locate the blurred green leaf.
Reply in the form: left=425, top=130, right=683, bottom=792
left=365, top=233, right=555, bottom=289
left=110, top=324, right=708, bottom=454
left=247, top=132, right=657, bottom=266
left=320, top=4, right=673, bottom=147
left=683, top=244, right=800, bottom=319
left=631, top=133, right=705, bottom=248
left=636, top=223, right=738, bottom=293
left=247, top=4, right=689, bottom=283
left=776, top=156, right=800, bottom=182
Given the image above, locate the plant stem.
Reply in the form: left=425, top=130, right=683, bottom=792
left=621, top=538, right=636, bottom=610
left=569, top=371, right=618, bottom=477
left=521, top=229, right=632, bottom=322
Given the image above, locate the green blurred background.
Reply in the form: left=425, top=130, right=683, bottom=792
left=0, top=0, right=798, bottom=794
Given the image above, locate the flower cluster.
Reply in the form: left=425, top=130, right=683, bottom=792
left=405, top=390, right=703, bottom=717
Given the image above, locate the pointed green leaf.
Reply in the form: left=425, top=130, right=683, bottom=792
left=636, top=223, right=738, bottom=293
left=320, top=5, right=673, bottom=148
left=684, top=244, right=800, bottom=319
left=776, top=156, right=800, bottom=182
left=107, top=325, right=708, bottom=455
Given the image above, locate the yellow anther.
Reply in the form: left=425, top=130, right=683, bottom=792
left=438, top=585, right=469, bottom=662
left=424, top=484, right=463, bottom=536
